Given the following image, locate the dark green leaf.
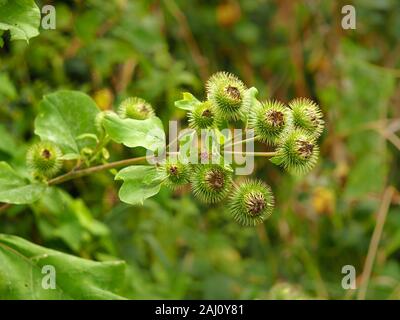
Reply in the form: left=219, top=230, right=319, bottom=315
left=0, top=234, right=126, bottom=299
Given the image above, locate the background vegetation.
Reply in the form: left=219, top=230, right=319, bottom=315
left=1, top=0, right=400, bottom=299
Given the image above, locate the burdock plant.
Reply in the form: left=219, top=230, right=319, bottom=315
left=229, top=180, right=274, bottom=227
left=0, top=71, right=324, bottom=228
left=188, top=100, right=221, bottom=130
left=206, top=72, right=248, bottom=121
left=26, top=141, right=63, bottom=179
left=161, top=160, right=190, bottom=189
left=289, top=98, right=324, bottom=138
left=248, top=100, right=290, bottom=145
left=118, top=97, right=155, bottom=120
left=271, top=129, right=319, bottom=175
left=191, top=164, right=233, bottom=203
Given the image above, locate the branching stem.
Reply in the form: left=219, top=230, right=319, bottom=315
left=0, top=150, right=275, bottom=213
left=48, top=156, right=150, bottom=186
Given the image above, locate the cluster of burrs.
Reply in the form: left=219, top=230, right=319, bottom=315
left=157, top=72, right=323, bottom=226
left=26, top=72, right=324, bottom=227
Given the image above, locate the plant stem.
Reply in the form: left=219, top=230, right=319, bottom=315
left=0, top=150, right=275, bottom=213
left=48, top=156, right=150, bottom=186
left=357, top=186, right=395, bottom=300
left=225, top=135, right=258, bottom=149
left=224, top=151, right=276, bottom=157
left=0, top=156, right=151, bottom=214
left=168, top=151, right=276, bottom=157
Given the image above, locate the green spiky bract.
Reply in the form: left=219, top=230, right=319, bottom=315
left=188, top=101, right=221, bottom=130
left=206, top=72, right=247, bottom=121
left=289, top=98, right=324, bottom=138
left=248, top=100, right=290, bottom=144
left=161, top=160, right=190, bottom=189
left=118, top=97, right=155, bottom=120
left=229, top=179, right=274, bottom=227
left=26, top=141, right=63, bottom=178
left=271, top=129, right=319, bottom=175
left=191, top=164, right=232, bottom=203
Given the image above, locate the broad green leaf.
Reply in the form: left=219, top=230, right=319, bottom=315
left=174, top=92, right=201, bottom=111
left=103, top=112, right=165, bottom=152
left=0, top=0, right=40, bottom=43
left=31, top=187, right=110, bottom=253
left=115, top=165, right=165, bottom=205
left=34, top=91, right=100, bottom=157
left=0, top=234, right=126, bottom=299
left=0, top=162, right=46, bottom=204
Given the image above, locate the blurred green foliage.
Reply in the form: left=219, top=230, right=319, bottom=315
left=1, top=0, right=400, bottom=299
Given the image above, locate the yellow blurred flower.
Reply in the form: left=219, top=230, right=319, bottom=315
left=312, top=187, right=335, bottom=215
left=93, top=88, right=113, bottom=110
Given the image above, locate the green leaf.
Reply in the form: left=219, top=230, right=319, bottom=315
left=0, top=72, right=17, bottom=99
left=103, top=112, right=165, bottom=152
left=178, top=129, right=197, bottom=160
left=0, top=0, right=40, bottom=43
left=34, top=91, right=100, bottom=157
left=31, top=187, right=110, bottom=253
left=175, top=92, right=201, bottom=111
left=0, top=162, right=46, bottom=204
left=0, top=125, right=17, bottom=155
left=0, top=234, right=126, bottom=299
left=115, top=165, right=165, bottom=205
left=244, top=86, right=261, bottom=113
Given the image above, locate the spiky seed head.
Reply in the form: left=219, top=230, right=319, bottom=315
left=288, top=98, right=324, bottom=138
left=229, top=179, right=274, bottom=226
left=206, top=72, right=247, bottom=121
left=248, top=100, right=290, bottom=144
left=271, top=129, right=319, bottom=175
left=26, top=141, right=63, bottom=178
left=118, top=97, right=155, bottom=120
left=191, top=164, right=232, bottom=203
left=161, top=160, right=190, bottom=189
left=188, top=101, right=221, bottom=130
